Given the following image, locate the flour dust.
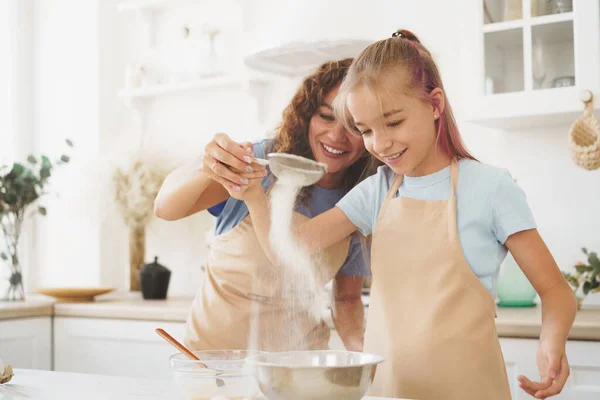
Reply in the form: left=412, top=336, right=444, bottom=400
left=248, top=169, right=326, bottom=352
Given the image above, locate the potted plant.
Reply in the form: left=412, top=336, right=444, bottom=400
left=0, top=139, right=73, bottom=301
left=563, top=247, right=600, bottom=310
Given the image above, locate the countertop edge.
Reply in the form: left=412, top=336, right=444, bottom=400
left=3, top=296, right=600, bottom=341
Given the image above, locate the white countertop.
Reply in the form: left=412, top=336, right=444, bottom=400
left=0, top=369, right=180, bottom=400
left=4, top=293, right=600, bottom=340
left=53, top=294, right=193, bottom=322
left=0, top=298, right=53, bottom=320
left=0, top=369, right=400, bottom=400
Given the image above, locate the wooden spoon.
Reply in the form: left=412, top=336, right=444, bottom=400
left=155, top=328, right=225, bottom=387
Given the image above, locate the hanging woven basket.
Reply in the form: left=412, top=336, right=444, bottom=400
left=569, top=91, right=600, bottom=171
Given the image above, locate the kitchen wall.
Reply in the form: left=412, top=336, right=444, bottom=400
left=26, top=0, right=600, bottom=305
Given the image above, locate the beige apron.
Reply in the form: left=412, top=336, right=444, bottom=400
left=364, top=160, right=511, bottom=400
left=184, top=203, right=350, bottom=352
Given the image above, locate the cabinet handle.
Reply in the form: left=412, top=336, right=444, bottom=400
left=580, top=90, right=593, bottom=103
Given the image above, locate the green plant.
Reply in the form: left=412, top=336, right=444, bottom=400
left=562, top=247, right=600, bottom=310
left=0, top=139, right=73, bottom=300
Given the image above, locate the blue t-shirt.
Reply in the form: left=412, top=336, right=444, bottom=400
left=208, top=139, right=370, bottom=277
left=336, top=159, right=537, bottom=296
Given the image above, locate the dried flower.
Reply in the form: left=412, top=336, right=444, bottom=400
left=0, top=357, right=13, bottom=384
left=111, top=150, right=172, bottom=291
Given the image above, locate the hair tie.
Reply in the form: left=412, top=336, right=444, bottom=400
left=392, top=31, right=404, bottom=39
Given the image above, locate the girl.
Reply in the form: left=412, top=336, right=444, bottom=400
left=238, top=31, right=577, bottom=399
left=154, top=59, right=374, bottom=352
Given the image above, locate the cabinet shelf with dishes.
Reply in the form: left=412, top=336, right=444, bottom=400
left=460, top=0, right=600, bottom=129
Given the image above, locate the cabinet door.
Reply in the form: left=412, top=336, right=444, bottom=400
left=54, top=317, right=185, bottom=379
left=500, top=338, right=539, bottom=399
left=0, top=317, right=52, bottom=370
left=459, top=0, right=600, bottom=128
left=562, top=340, right=600, bottom=400
left=500, top=338, right=600, bottom=399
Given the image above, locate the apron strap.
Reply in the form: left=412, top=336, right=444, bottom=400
left=450, top=158, right=459, bottom=197
left=386, top=174, right=404, bottom=200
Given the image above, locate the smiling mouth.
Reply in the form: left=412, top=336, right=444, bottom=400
left=321, top=142, right=348, bottom=156
left=383, top=148, right=407, bottom=162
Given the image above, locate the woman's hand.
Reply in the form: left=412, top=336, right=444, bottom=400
left=518, top=338, right=570, bottom=398
left=202, top=133, right=268, bottom=199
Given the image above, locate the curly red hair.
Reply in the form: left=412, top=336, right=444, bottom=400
left=270, top=59, right=377, bottom=202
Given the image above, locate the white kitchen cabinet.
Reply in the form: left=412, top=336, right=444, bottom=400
left=53, top=317, right=185, bottom=379
left=0, top=317, right=52, bottom=370
left=500, top=337, right=600, bottom=399
left=459, top=0, right=600, bottom=128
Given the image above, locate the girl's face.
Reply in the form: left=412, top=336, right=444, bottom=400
left=308, top=86, right=365, bottom=187
left=346, top=82, right=448, bottom=177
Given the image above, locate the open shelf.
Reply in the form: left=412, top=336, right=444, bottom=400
left=119, top=76, right=267, bottom=99
left=117, top=0, right=198, bottom=13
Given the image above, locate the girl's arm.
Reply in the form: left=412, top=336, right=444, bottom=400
left=243, top=187, right=365, bottom=349
left=507, top=228, right=576, bottom=399
left=244, top=187, right=358, bottom=266
left=154, top=133, right=267, bottom=221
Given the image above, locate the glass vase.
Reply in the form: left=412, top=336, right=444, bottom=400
left=497, top=251, right=537, bottom=307
left=4, top=256, right=25, bottom=301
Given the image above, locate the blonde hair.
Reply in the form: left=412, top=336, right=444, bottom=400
left=334, top=29, right=476, bottom=161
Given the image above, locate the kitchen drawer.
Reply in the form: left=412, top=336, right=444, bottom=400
left=500, top=338, right=600, bottom=399
left=53, top=317, right=185, bottom=379
left=0, top=317, right=52, bottom=370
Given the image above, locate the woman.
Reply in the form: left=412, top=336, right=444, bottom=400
left=154, top=58, right=376, bottom=352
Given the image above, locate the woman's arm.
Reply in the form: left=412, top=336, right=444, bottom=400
left=331, top=275, right=365, bottom=351
left=154, top=160, right=227, bottom=221
left=507, top=229, right=576, bottom=399
left=154, top=133, right=267, bottom=221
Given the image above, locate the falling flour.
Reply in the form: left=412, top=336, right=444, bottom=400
left=268, top=169, right=323, bottom=321
left=247, top=168, right=326, bottom=353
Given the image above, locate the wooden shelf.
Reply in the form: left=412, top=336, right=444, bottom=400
left=244, top=39, right=372, bottom=77
left=119, top=76, right=267, bottom=99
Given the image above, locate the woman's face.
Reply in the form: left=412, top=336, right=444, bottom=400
left=308, top=85, right=365, bottom=185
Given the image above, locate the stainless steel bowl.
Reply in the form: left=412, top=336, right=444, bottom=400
left=247, top=350, right=384, bottom=400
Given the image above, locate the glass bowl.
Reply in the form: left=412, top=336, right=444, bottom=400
left=170, top=350, right=262, bottom=400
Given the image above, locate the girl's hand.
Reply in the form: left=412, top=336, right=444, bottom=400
left=518, top=339, right=570, bottom=398
left=202, top=133, right=268, bottom=198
